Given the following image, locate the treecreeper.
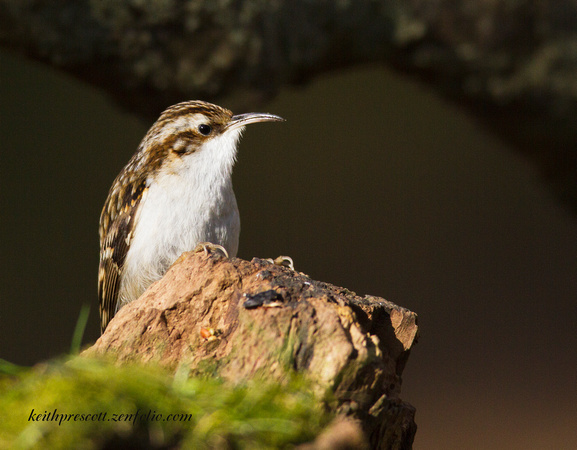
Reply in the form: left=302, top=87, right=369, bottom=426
left=94, top=100, right=419, bottom=448
left=98, top=100, right=284, bottom=333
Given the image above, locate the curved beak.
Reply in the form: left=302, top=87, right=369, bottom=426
left=227, top=112, right=285, bottom=131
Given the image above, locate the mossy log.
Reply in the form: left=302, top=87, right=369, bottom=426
left=85, top=250, right=418, bottom=449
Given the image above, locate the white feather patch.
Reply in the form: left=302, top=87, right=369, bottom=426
left=117, top=126, right=244, bottom=309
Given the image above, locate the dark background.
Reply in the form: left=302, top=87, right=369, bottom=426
left=1, top=49, right=576, bottom=448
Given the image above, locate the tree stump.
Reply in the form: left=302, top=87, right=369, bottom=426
left=85, top=250, right=419, bottom=449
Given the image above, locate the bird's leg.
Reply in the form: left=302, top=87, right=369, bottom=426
left=193, top=242, right=229, bottom=258
left=265, top=255, right=295, bottom=270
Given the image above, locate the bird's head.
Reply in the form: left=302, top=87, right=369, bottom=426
left=132, top=100, right=284, bottom=176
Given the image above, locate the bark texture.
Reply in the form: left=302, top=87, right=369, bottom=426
left=2, top=1, right=577, bottom=207
left=85, top=250, right=418, bottom=449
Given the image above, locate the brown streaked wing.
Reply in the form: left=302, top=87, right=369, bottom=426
left=98, top=179, right=147, bottom=333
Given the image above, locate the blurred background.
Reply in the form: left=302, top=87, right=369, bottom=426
left=1, top=49, right=576, bottom=449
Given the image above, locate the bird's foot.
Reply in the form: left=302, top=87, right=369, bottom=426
left=194, top=242, right=229, bottom=258
left=265, top=255, right=294, bottom=270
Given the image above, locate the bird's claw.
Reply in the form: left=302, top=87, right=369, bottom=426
left=265, top=255, right=294, bottom=270
left=194, top=242, right=229, bottom=258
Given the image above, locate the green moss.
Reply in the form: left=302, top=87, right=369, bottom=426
left=0, top=356, right=331, bottom=449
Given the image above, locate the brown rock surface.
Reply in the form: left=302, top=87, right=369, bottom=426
left=85, top=250, right=418, bottom=449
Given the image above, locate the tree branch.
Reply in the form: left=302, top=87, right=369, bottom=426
left=2, top=0, right=577, bottom=207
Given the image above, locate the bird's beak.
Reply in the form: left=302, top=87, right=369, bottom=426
left=227, top=112, right=285, bottom=131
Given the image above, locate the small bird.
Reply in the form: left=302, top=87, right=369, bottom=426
left=98, top=100, right=284, bottom=333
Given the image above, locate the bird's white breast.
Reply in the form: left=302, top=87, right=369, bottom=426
left=117, top=128, right=243, bottom=309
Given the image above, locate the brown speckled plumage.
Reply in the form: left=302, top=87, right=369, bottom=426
left=98, top=100, right=283, bottom=333
left=98, top=101, right=233, bottom=333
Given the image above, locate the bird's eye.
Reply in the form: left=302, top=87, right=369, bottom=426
left=198, top=124, right=212, bottom=135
